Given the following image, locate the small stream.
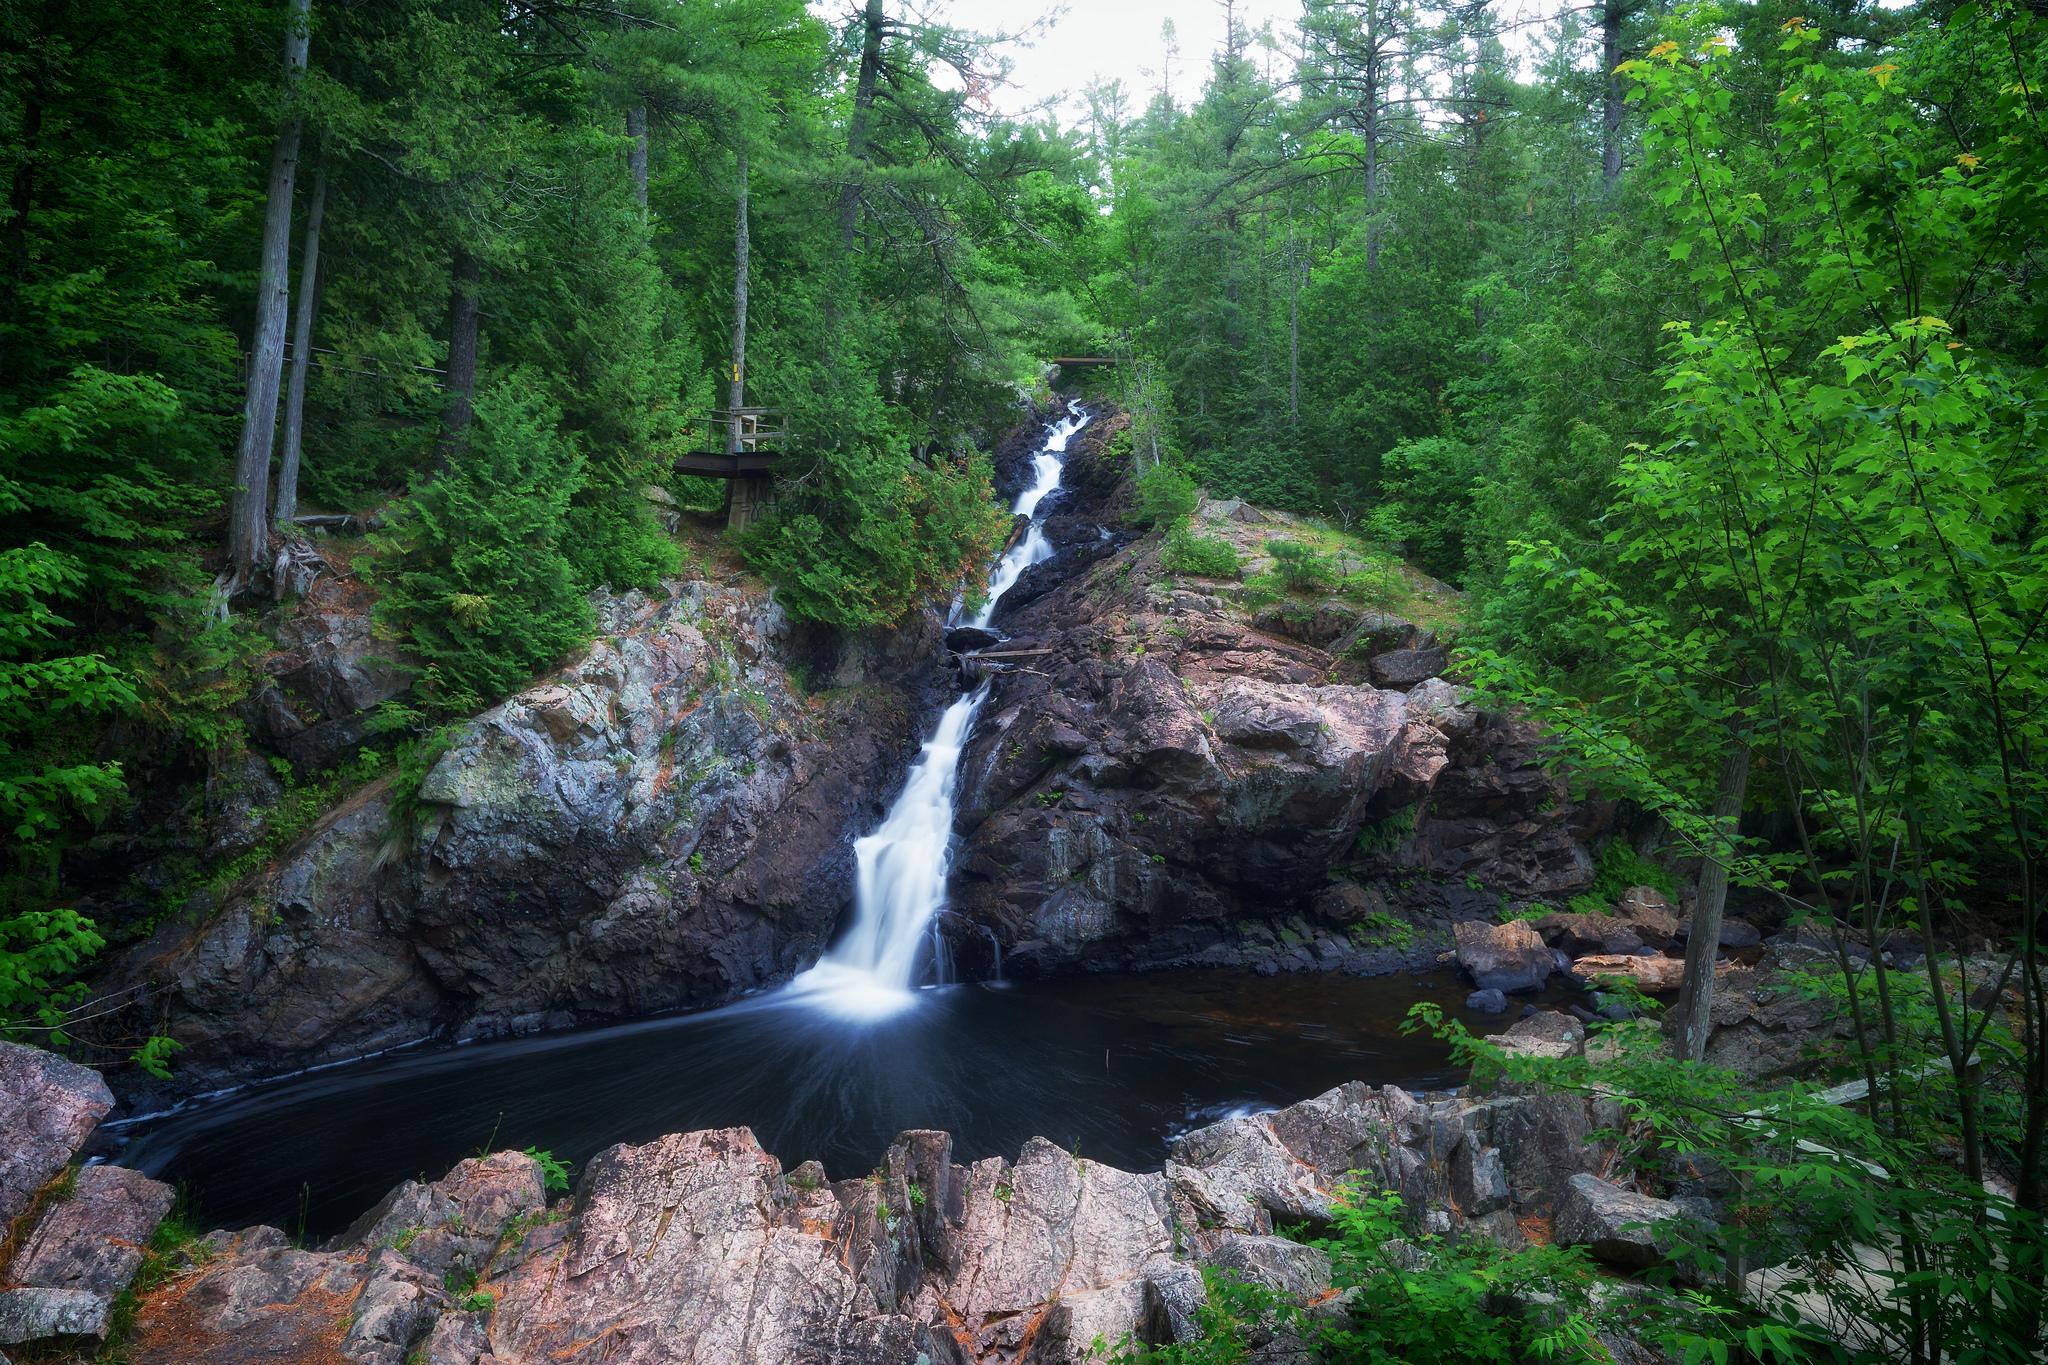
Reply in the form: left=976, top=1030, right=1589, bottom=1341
left=115, top=404, right=1497, bottom=1239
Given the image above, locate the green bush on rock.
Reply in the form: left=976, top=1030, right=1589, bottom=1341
left=1161, top=526, right=1242, bottom=579
left=369, top=379, right=593, bottom=714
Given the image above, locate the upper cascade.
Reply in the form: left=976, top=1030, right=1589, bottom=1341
left=792, top=402, right=1090, bottom=1020
left=963, top=404, right=1091, bottom=630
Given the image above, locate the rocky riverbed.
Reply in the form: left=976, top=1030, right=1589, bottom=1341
left=3, top=1016, right=1691, bottom=1365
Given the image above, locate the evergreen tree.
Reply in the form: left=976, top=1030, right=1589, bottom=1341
left=370, top=377, right=590, bottom=712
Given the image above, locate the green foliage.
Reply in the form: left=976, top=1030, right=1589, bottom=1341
left=1353, top=806, right=1416, bottom=859
left=1348, top=909, right=1414, bottom=951
left=1131, top=461, right=1199, bottom=529
left=1586, top=842, right=1676, bottom=905
left=1265, top=539, right=1336, bottom=594
left=1410, top=1000, right=2046, bottom=1362
left=1159, top=526, right=1242, bottom=579
left=0, top=908, right=105, bottom=1044
left=1364, top=436, right=1484, bottom=581
left=369, top=380, right=593, bottom=714
left=523, top=1146, right=573, bottom=1196
left=743, top=447, right=1008, bottom=630
left=1112, top=1187, right=1682, bottom=1365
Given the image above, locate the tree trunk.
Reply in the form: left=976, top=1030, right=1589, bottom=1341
left=626, top=103, right=649, bottom=209
left=1362, top=96, right=1382, bottom=272
left=1601, top=2, right=1625, bottom=192
left=227, top=0, right=312, bottom=582
left=727, top=150, right=762, bottom=531
left=729, top=149, right=750, bottom=443
left=1287, top=231, right=1301, bottom=422
left=1679, top=736, right=1751, bottom=1061
left=836, top=0, right=886, bottom=256
left=273, top=162, right=327, bottom=525
left=440, top=249, right=482, bottom=451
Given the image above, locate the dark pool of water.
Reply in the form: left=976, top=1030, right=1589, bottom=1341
left=115, top=968, right=1502, bottom=1238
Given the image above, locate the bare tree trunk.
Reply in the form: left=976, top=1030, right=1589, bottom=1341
left=1287, top=230, right=1301, bottom=422
left=441, top=249, right=482, bottom=451
left=1362, top=97, right=1382, bottom=272
left=273, top=162, right=327, bottom=525
left=227, top=0, right=312, bottom=582
left=836, top=0, right=885, bottom=256
left=1601, top=2, right=1625, bottom=192
left=726, top=149, right=762, bottom=531
left=626, top=103, right=649, bottom=209
left=729, top=150, right=750, bottom=443
left=1679, top=737, right=1750, bottom=1060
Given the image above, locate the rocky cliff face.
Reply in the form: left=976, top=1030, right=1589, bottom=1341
left=110, top=577, right=940, bottom=1096
left=942, top=407, right=1603, bottom=980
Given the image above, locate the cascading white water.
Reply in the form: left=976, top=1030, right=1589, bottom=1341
left=792, top=403, right=1091, bottom=1020
left=964, top=406, right=1090, bottom=629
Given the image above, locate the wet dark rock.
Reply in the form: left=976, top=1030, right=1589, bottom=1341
left=1676, top=915, right=1762, bottom=949
left=946, top=422, right=1600, bottom=978
left=1532, top=910, right=1646, bottom=957
left=944, top=625, right=1002, bottom=653
left=1466, top=987, right=1508, bottom=1014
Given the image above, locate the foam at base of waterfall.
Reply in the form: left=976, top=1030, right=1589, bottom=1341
left=783, top=961, right=920, bottom=1021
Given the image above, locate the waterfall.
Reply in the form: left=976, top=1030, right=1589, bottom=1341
left=964, top=405, right=1090, bottom=629
left=792, top=403, right=1090, bottom=1020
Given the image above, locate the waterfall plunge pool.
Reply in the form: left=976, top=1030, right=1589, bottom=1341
left=115, top=967, right=1513, bottom=1238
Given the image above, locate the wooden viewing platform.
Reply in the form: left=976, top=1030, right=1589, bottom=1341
left=673, top=407, right=787, bottom=479
left=673, top=407, right=787, bottom=530
left=1049, top=356, right=1117, bottom=368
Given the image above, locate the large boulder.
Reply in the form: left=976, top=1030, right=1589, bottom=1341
left=1454, top=920, right=1554, bottom=994
left=1532, top=911, right=1646, bottom=957
left=1, top=1165, right=175, bottom=1345
left=1615, top=887, right=1681, bottom=947
left=1554, top=1173, right=1682, bottom=1270
left=0, top=1042, right=112, bottom=1230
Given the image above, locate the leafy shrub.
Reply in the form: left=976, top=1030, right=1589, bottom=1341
left=1131, top=461, right=1198, bottom=528
left=744, top=448, right=1007, bottom=630
left=1160, top=526, right=1242, bottom=579
left=0, top=908, right=105, bottom=1043
left=1266, top=538, right=1336, bottom=593
left=1336, top=557, right=1406, bottom=607
left=1589, top=843, right=1671, bottom=908
left=1364, top=435, right=1485, bottom=581
left=1109, top=1187, right=1671, bottom=1364
left=523, top=1146, right=573, bottom=1195
left=369, top=378, right=594, bottom=714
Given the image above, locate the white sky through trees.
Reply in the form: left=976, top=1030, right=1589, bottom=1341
left=829, top=1, right=1572, bottom=121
